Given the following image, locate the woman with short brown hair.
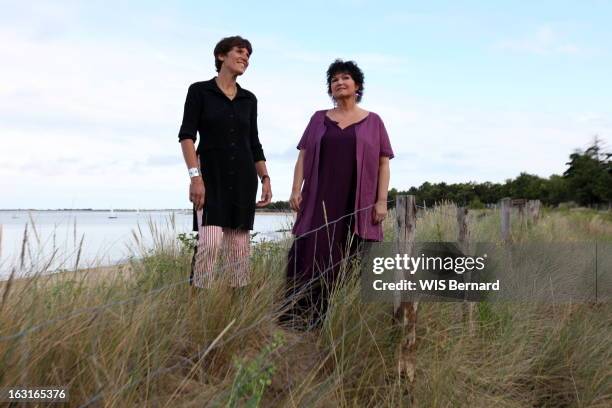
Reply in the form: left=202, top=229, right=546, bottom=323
left=178, top=35, right=272, bottom=289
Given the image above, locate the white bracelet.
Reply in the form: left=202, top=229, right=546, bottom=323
left=188, top=167, right=201, bottom=178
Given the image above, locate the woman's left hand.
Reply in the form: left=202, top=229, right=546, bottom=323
left=256, top=179, right=272, bottom=207
left=372, top=200, right=387, bottom=224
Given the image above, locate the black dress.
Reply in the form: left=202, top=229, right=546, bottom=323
left=178, top=78, right=266, bottom=231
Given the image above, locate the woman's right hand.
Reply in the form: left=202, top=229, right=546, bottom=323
left=289, top=190, right=302, bottom=212
left=190, top=176, right=205, bottom=210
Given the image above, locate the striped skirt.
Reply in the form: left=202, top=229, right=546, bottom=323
left=190, top=209, right=251, bottom=288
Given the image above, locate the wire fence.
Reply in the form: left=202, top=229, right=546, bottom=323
left=77, top=248, right=368, bottom=407
left=1, top=197, right=469, bottom=405
left=0, top=198, right=394, bottom=342
left=0, top=198, right=481, bottom=346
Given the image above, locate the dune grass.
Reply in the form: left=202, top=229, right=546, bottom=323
left=0, top=206, right=610, bottom=407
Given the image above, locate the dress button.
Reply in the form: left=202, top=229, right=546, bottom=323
left=229, top=186, right=233, bottom=190
left=229, top=114, right=235, bottom=118
left=230, top=128, right=235, bottom=132
left=230, top=142, right=236, bottom=147
left=230, top=156, right=235, bottom=160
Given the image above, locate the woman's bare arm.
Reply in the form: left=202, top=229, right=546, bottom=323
left=180, top=139, right=204, bottom=210
left=373, top=156, right=390, bottom=223
left=180, top=139, right=199, bottom=170
left=289, top=149, right=305, bottom=211
left=255, top=160, right=272, bottom=207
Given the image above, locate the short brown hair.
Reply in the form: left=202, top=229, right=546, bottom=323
left=213, top=36, right=253, bottom=72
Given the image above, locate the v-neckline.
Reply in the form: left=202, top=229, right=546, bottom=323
left=325, top=111, right=370, bottom=130
left=213, top=77, right=238, bottom=101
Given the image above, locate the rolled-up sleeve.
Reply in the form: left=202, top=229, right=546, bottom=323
left=249, top=97, right=266, bottom=162
left=178, top=83, right=201, bottom=142
left=379, top=117, right=394, bottom=159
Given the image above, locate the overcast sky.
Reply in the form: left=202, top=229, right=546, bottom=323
left=1, top=0, right=611, bottom=209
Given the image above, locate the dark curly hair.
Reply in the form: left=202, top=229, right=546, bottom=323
left=213, top=35, right=252, bottom=73
left=326, top=59, right=365, bottom=103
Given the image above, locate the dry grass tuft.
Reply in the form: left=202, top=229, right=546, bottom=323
left=0, top=207, right=610, bottom=407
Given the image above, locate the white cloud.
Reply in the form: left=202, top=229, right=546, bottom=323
left=495, top=25, right=591, bottom=56
left=1, top=13, right=610, bottom=209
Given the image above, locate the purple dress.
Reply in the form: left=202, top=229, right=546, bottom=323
left=283, top=115, right=367, bottom=328
left=292, top=110, right=394, bottom=241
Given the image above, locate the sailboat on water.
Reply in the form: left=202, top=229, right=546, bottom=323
left=108, top=207, right=118, bottom=219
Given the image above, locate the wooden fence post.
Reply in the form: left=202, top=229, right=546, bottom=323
left=394, top=195, right=418, bottom=384
left=526, top=199, right=541, bottom=224
left=525, top=200, right=532, bottom=224
left=457, top=207, right=468, bottom=246
left=500, top=198, right=511, bottom=243
left=457, top=207, right=475, bottom=334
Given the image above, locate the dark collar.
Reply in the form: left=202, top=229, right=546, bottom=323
left=204, top=77, right=251, bottom=100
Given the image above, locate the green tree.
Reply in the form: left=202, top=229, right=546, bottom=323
left=507, top=172, right=546, bottom=199
left=541, top=174, right=570, bottom=206
left=563, top=138, right=612, bottom=206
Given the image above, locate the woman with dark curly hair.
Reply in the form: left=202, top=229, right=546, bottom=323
left=281, top=59, right=394, bottom=329
left=178, top=35, right=272, bottom=290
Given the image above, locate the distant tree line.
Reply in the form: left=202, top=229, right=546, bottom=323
left=265, top=139, right=611, bottom=211
left=262, top=201, right=291, bottom=211
left=388, top=138, right=611, bottom=209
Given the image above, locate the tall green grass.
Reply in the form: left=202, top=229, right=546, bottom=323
left=0, top=207, right=610, bottom=407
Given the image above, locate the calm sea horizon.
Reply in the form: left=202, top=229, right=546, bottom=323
left=0, top=210, right=294, bottom=279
